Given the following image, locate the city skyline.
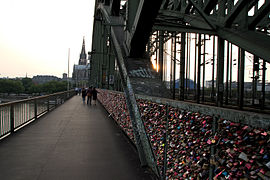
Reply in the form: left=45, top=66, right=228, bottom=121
left=0, top=0, right=94, bottom=78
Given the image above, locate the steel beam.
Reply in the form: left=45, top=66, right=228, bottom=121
left=204, top=0, right=218, bottom=15
left=161, top=0, right=170, bottom=9
left=202, top=34, right=206, bottom=102
left=179, top=32, right=186, bottom=100
left=224, top=0, right=253, bottom=27
left=196, top=34, right=201, bottom=104
left=194, top=34, right=197, bottom=100
left=126, top=0, right=140, bottom=31
left=261, top=60, right=266, bottom=110
left=128, top=0, right=163, bottom=57
left=104, top=0, right=110, bottom=6
left=172, top=33, right=176, bottom=100
left=96, top=3, right=160, bottom=175
left=249, top=1, right=270, bottom=29
left=110, top=0, right=120, bottom=16
left=216, top=37, right=224, bottom=107
left=187, top=0, right=216, bottom=30
left=218, top=28, right=270, bottom=63
left=159, top=31, right=164, bottom=80
left=159, top=2, right=270, bottom=62
left=211, top=36, right=215, bottom=101
left=225, top=42, right=230, bottom=105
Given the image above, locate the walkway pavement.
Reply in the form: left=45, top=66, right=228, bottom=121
left=0, top=96, right=154, bottom=180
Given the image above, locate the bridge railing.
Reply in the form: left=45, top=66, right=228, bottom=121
left=0, top=90, right=75, bottom=139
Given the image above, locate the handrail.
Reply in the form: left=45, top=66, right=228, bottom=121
left=0, top=91, right=73, bottom=107
left=0, top=90, right=75, bottom=140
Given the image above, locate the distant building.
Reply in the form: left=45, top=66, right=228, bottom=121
left=72, top=37, right=90, bottom=87
left=165, top=79, right=196, bottom=89
left=32, top=75, right=60, bottom=84
left=62, top=73, right=67, bottom=80
left=205, top=80, right=216, bottom=88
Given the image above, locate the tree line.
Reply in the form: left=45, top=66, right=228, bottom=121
left=0, top=78, right=68, bottom=95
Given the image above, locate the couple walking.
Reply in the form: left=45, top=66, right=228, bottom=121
left=81, top=87, right=98, bottom=105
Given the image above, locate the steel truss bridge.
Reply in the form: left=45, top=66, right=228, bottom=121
left=89, top=0, right=270, bottom=177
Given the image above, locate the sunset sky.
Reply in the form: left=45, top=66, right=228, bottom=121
left=0, top=0, right=94, bottom=78
left=0, top=0, right=269, bottom=82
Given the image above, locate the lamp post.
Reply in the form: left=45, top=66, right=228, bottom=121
left=67, top=48, right=70, bottom=92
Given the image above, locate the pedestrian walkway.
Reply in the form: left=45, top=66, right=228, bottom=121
left=0, top=96, right=153, bottom=180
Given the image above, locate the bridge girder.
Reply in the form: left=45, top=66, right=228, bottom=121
left=90, top=0, right=270, bottom=176
left=156, top=0, right=270, bottom=63
left=126, top=0, right=163, bottom=58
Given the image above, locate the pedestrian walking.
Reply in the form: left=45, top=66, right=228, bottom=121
left=75, top=87, right=79, bottom=95
left=91, top=87, right=99, bottom=105
left=81, top=88, right=87, bottom=103
left=87, top=87, right=93, bottom=105
left=78, top=88, right=82, bottom=96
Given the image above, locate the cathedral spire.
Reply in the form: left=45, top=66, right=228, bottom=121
left=79, top=37, right=87, bottom=65
left=81, top=36, right=86, bottom=55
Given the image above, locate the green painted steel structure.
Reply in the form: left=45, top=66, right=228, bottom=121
left=89, top=0, right=270, bottom=177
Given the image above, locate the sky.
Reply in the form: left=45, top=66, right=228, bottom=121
left=0, top=0, right=94, bottom=78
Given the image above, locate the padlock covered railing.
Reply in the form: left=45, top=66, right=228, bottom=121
left=0, top=90, right=75, bottom=140
left=98, top=89, right=270, bottom=179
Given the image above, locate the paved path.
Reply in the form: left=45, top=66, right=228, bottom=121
left=0, top=96, right=153, bottom=180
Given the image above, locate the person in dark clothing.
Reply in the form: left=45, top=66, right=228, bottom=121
left=91, top=87, right=99, bottom=105
left=87, top=87, right=93, bottom=105
left=81, top=88, right=87, bottom=103
left=78, top=88, right=82, bottom=96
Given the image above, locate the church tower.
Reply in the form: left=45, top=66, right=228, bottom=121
left=79, top=37, right=87, bottom=65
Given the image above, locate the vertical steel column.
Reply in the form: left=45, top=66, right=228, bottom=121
left=180, top=32, right=186, bottom=100
left=225, top=41, right=230, bottom=104
left=107, top=27, right=114, bottom=90
left=155, top=32, right=159, bottom=71
left=229, top=44, right=233, bottom=99
left=238, top=48, right=245, bottom=109
left=97, top=22, right=103, bottom=88
left=237, top=48, right=240, bottom=106
left=252, top=56, right=259, bottom=106
left=211, top=36, right=215, bottom=101
left=90, top=17, right=97, bottom=86
left=216, top=0, right=226, bottom=106
left=237, top=0, right=248, bottom=108
left=228, top=0, right=233, bottom=101
left=188, top=33, right=191, bottom=94
left=10, top=105, right=14, bottom=133
left=196, top=34, right=202, bottom=103
left=173, top=33, right=177, bottom=100
left=261, top=60, right=266, bottom=110
left=34, top=99, right=38, bottom=120
left=147, top=40, right=151, bottom=57
left=216, top=37, right=225, bottom=107
left=170, top=34, right=173, bottom=93
left=102, top=24, right=106, bottom=88
left=185, top=33, right=189, bottom=93
left=202, top=34, right=206, bottom=102
left=159, top=31, right=164, bottom=81
left=194, top=34, right=197, bottom=100
left=98, top=22, right=103, bottom=88
left=126, top=0, right=140, bottom=31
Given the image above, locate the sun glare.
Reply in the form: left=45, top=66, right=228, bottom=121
left=152, top=61, right=159, bottom=72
